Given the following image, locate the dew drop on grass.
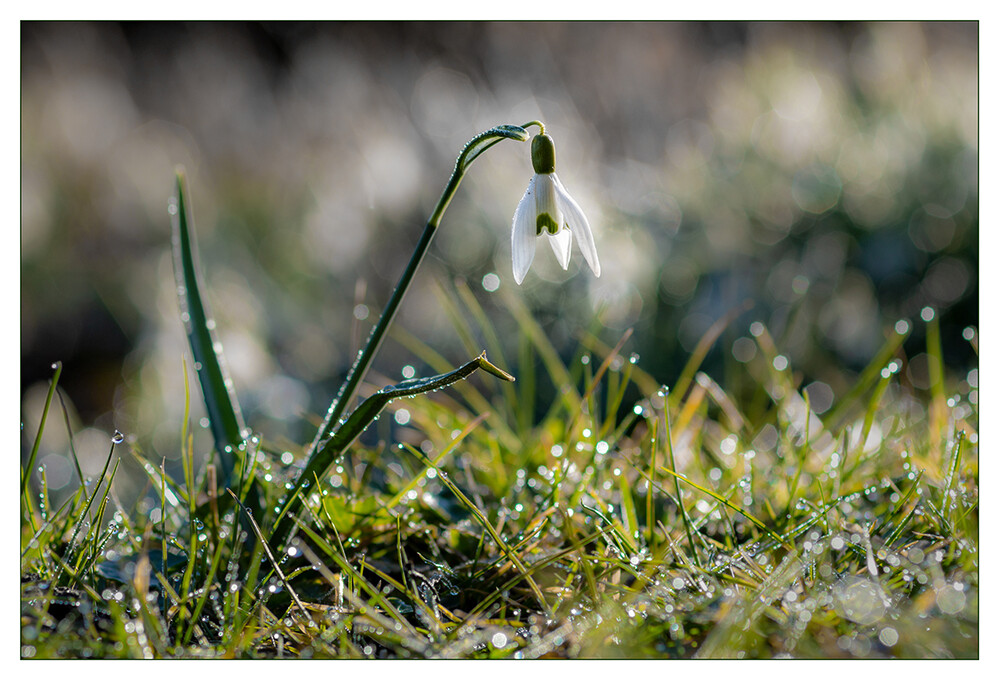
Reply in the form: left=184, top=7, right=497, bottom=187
left=112, top=430, right=125, bottom=444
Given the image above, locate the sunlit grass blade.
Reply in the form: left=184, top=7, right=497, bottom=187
left=569, top=328, right=632, bottom=439
left=696, top=551, right=804, bottom=658
left=54, top=387, right=86, bottom=488
left=451, top=279, right=521, bottom=423
left=77, top=458, right=120, bottom=580
left=694, top=371, right=748, bottom=434
left=824, top=320, right=910, bottom=429
left=660, top=389, right=701, bottom=566
left=180, top=527, right=228, bottom=645
left=128, top=446, right=189, bottom=510
left=293, top=525, right=423, bottom=640
left=580, top=330, right=660, bottom=397
left=61, top=438, right=119, bottom=578
left=171, top=170, right=247, bottom=486
left=501, top=285, right=581, bottom=415
left=456, top=526, right=609, bottom=634
left=45, top=548, right=105, bottom=603
left=671, top=300, right=753, bottom=405
left=942, top=430, right=966, bottom=525
left=638, top=456, right=786, bottom=546
left=385, top=412, right=486, bottom=511
left=925, top=311, right=948, bottom=453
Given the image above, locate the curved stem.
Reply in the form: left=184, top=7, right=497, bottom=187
left=304, top=123, right=538, bottom=459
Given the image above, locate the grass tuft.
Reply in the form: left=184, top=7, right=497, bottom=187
left=21, top=303, right=978, bottom=658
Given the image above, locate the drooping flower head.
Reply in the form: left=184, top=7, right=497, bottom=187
left=511, top=133, right=600, bottom=285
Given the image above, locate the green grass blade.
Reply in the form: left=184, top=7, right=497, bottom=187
left=670, top=300, right=754, bottom=406
left=661, top=391, right=701, bottom=566
left=54, top=387, right=86, bottom=488
left=824, top=321, right=909, bottom=429
left=671, top=300, right=753, bottom=405
left=63, top=437, right=119, bottom=574
left=925, top=310, right=948, bottom=453
left=451, top=279, right=521, bottom=426
left=641, top=460, right=785, bottom=547
left=22, top=362, right=62, bottom=497
left=385, top=412, right=486, bottom=511
left=501, top=285, right=581, bottom=415
left=942, top=430, right=966, bottom=524
left=171, top=170, right=247, bottom=486
left=293, top=525, right=423, bottom=641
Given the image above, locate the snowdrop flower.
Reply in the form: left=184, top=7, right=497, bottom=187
left=511, top=134, right=600, bottom=284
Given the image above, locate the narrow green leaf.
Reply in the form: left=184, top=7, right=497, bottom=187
left=22, top=362, right=62, bottom=496
left=662, top=391, right=701, bottom=567
left=384, top=412, right=486, bottom=512
left=501, top=285, right=581, bottom=414
left=825, top=321, right=909, bottom=428
left=672, top=300, right=753, bottom=404
left=171, top=170, right=247, bottom=486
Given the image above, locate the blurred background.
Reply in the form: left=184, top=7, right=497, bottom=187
left=21, top=22, right=978, bottom=500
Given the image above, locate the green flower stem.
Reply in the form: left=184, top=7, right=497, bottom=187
left=304, top=122, right=542, bottom=458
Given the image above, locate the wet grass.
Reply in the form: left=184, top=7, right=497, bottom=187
left=20, top=295, right=978, bottom=659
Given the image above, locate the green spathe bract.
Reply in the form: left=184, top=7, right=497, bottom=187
left=531, top=133, right=556, bottom=174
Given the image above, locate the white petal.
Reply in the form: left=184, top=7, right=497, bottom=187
left=547, top=227, right=572, bottom=269
left=533, top=173, right=562, bottom=231
left=511, top=177, right=538, bottom=285
left=553, top=174, right=600, bottom=277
